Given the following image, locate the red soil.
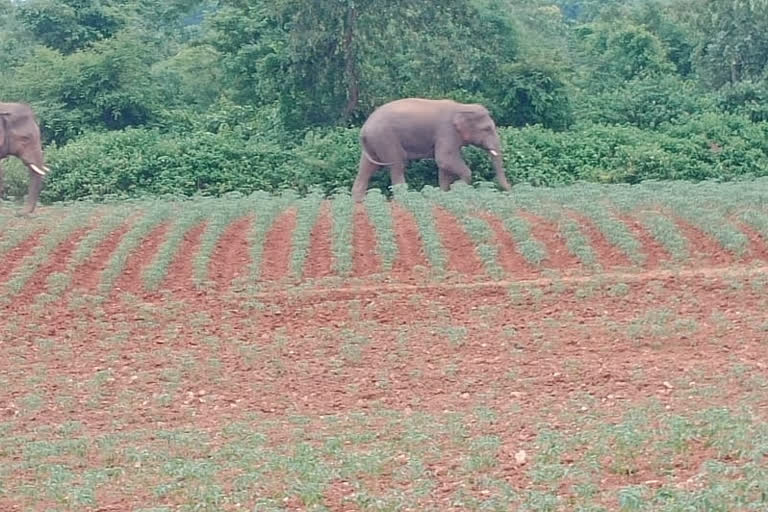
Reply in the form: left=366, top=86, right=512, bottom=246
left=0, top=229, right=45, bottom=285
left=68, top=220, right=132, bottom=294
left=352, top=203, right=381, bottom=277
left=617, top=213, right=669, bottom=269
left=479, top=213, right=537, bottom=277
left=164, top=221, right=207, bottom=293
left=259, top=208, right=297, bottom=281
left=112, top=222, right=170, bottom=295
left=390, top=202, right=428, bottom=279
left=566, top=210, right=633, bottom=269
left=12, top=226, right=91, bottom=306
left=673, top=216, right=734, bottom=267
left=728, top=217, right=768, bottom=262
left=431, top=206, right=485, bottom=278
left=2, top=219, right=767, bottom=510
left=518, top=211, right=581, bottom=271
left=304, top=202, right=334, bottom=279
left=209, top=215, right=252, bottom=291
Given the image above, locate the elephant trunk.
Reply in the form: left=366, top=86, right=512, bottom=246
left=489, top=150, right=511, bottom=191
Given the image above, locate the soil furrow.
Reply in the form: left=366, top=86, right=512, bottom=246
left=566, top=210, right=633, bottom=270
left=390, top=202, right=428, bottom=279
left=352, top=203, right=381, bottom=277
left=304, top=201, right=334, bottom=280
left=432, top=206, right=485, bottom=278
left=618, top=213, right=668, bottom=269
left=69, top=220, right=132, bottom=294
left=14, top=226, right=92, bottom=306
left=0, top=229, right=46, bottom=285
left=672, top=217, right=734, bottom=267
left=210, top=215, right=252, bottom=291
left=113, top=222, right=171, bottom=295
left=480, top=213, right=537, bottom=277
left=164, top=221, right=208, bottom=294
left=260, top=208, right=297, bottom=281
left=518, top=211, right=581, bottom=271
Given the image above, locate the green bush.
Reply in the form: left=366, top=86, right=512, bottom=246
left=39, top=111, right=768, bottom=204
left=576, top=76, right=716, bottom=129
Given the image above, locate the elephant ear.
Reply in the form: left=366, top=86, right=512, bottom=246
left=452, top=110, right=474, bottom=141
left=452, top=106, right=487, bottom=141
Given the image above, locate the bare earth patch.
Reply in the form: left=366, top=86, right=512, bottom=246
left=2, top=198, right=768, bottom=510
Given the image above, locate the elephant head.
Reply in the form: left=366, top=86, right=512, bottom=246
left=0, top=102, right=49, bottom=215
left=452, top=105, right=511, bottom=191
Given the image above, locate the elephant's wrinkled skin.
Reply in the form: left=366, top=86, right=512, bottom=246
left=0, top=102, right=49, bottom=215
left=351, top=98, right=512, bottom=201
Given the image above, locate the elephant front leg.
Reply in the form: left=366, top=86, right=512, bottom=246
left=0, top=163, right=5, bottom=200
left=20, top=169, right=43, bottom=215
left=436, top=150, right=472, bottom=190
left=438, top=168, right=454, bottom=191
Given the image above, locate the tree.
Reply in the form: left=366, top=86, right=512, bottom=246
left=15, top=0, right=126, bottom=54
left=688, top=0, right=768, bottom=87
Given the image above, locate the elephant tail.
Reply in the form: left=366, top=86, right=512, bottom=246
left=360, top=133, right=393, bottom=167
left=362, top=149, right=393, bottom=167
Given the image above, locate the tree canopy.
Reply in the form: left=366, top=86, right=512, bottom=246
left=1, top=0, right=767, bottom=201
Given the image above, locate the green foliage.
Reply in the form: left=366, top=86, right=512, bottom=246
left=576, top=22, right=675, bottom=89
left=576, top=75, right=715, bottom=129
left=329, top=189, right=354, bottom=276
left=289, top=190, right=324, bottom=279
left=4, top=32, right=166, bottom=143
left=689, top=0, right=768, bottom=88
left=717, top=80, right=768, bottom=123
left=3, top=0, right=768, bottom=204
left=363, top=189, right=398, bottom=271
left=15, top=0, right=126, bottom=55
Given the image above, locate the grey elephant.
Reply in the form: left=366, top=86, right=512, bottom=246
left=0, top=102, right=49, bottom=215
left=351, top=98, right=512, bottom=201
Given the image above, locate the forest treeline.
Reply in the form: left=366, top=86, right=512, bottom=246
left=1, top=0, right=767, bottom=203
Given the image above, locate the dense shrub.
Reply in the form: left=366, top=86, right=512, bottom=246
left=575, top=76, right=716, bottom=129
left=39, top=112, right=768, bottom=203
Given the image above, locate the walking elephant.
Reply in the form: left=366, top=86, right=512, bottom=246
left=351, top=98, right=512, bottom=201
left=0, top=102, right=49, bottom=215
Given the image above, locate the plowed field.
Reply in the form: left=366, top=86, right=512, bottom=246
left=1, top=181, right=768, bottom=510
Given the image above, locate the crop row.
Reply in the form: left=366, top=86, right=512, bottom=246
left=1, top=180, right=768, bottom=298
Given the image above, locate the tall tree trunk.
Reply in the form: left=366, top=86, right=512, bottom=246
left=342, top=6, right=360, bottom=122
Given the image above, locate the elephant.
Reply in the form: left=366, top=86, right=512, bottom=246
left=351, top=98, right=512, bottom=201
left=0, top=102, right=49, bottom=215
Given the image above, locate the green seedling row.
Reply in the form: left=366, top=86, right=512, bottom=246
left=571, top=202, right=646, bottom=266
left=2, top=209, right=93, bottom=299
left=0, top=219, right=43, bottom=259
left=425, top=186, right=503, bottom=279
left=193, top=197, right=250, bottom=287
left=638, top=211, right=689, bottom=261
left=98, top=202, right=175, bottom=295
left=560, top=217, right=599, bottom=269
left=289, top=190, right=325, bottom=279
left=330, top=189, right=354, bottom=276
left=669, top=203, right=748, bottom=257
left=250, top=191, right=296, bottom=281
left=44, top=206, right=132, bottom=298
left=143, top=206, right=208, bottom=292
left=393, top=185, right=446, bottom=275
left=363, top=189, right=398, bottom=271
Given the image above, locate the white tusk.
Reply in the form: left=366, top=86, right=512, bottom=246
left=30, top=164, right=46, bottom=176
left=489, top=150, right=499, bottom=157
left=42, top=165, right=50, bottom=172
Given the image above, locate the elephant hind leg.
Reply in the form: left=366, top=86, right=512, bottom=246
left=352, top=154, right=380, bottom=202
